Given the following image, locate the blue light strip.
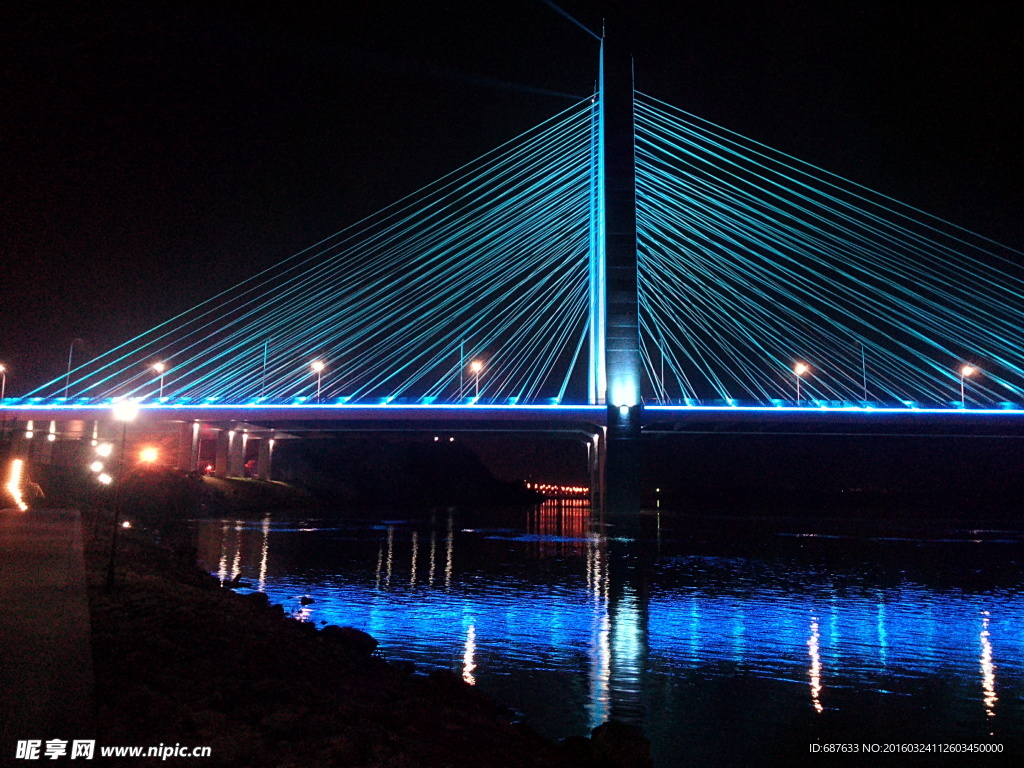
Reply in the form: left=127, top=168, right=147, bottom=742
left=5, top=402, right=1024, bottom=425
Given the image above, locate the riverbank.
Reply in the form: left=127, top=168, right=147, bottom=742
left=84, top=506, right=649, bottom=767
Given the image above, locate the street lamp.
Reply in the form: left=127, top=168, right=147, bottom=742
left=311, top=360, right=325, bottom=402
left=0, top=364, right=6, bottom=400
left=64, top=338, right=84, bottom=399
left=151, top=362, right=166, bottom=398
left=794, top=362, right=809, bottom=405
left=106, top=400, right=139, bottom=589
left=960, top=365, right=975, bottom=407
left=469, top=359, right=483, bottom=399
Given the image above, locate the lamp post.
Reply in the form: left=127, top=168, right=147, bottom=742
left=151, top=362, right=166, bottom=398
left=960, top=365, right=975, bottom=407
left=794, top=362, right=809, bottom=405
left=0, top=364, right=6, bottom=400
left=311, top=360, right=325, bottom=402
left=106, top=400, right=139, bottom=589
left=64, top=338, right=84, bottom=399
left=470, top=359, right=483, bottom=399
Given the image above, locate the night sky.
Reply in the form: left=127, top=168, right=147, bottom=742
left=2, top=0, right=1022, bottom=395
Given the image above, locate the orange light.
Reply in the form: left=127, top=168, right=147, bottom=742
left=139, top=447, right=158, bottom=463
left=6, top=459, right=29, bottom=511
left=961, top=365, right=975, bottom=377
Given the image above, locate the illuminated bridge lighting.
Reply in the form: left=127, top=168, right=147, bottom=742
left=526, top=483, right=591, bottom=497
left=6, top=86, right=1024, bottom=413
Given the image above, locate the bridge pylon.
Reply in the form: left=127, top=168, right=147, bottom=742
left=595, top=33, right=642, bottom=514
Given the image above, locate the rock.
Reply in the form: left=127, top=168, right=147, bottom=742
left=320, top=625, right=379, bottom=656
left=243, top=591, right=270, bottom=607
left=591, top=721, right=652, bottom=768
left=392, top=660, right=416, bottom=676
left=427, top=668, right=466, bottom=693
left=299, top=595, right=315, bottom=605
left=558, top=735, right=598, bottom=764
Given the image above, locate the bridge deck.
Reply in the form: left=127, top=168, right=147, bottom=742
left=3, top=402, right=1024, bottom=437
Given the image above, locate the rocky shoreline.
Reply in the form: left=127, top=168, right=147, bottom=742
left=84, top=507, right=650, bottom=767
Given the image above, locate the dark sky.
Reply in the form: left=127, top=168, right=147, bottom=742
left=2, top=0, right=1022, bottom=395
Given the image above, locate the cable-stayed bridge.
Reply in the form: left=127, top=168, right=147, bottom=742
left=4, top=40, right=1024, bottom=506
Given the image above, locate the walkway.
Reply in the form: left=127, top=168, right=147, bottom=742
left=0, top=509, right=94, bottom=756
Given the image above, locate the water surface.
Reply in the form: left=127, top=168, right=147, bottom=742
left=196, top=505, right=1024, bottom=766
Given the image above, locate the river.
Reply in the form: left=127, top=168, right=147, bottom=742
left=195, top=503, right=1024, bottom=766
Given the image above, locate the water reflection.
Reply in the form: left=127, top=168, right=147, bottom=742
left=587, top=532, right=611, bottom=729
left=196, top=511, right=1024, bottom=766
left=428, top=530, right=436, bottom=586
left=981, top=611, right=997, bottom=720
left=444, top=512, right=452, bottom=590
left=257, top=513, right=270, bottom=592
left=527, top=499, right=591, bottom=558
left=463, top=624, right=477, bottom=686
left=808, top=617, right=823, bottom=713
left=410, top=531, right=418, bottom=587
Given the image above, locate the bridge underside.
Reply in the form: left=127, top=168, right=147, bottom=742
left=6, top=405, right=1023, bottom=505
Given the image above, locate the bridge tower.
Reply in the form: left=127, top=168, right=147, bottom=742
left=593, top=33, right=642, bottom=512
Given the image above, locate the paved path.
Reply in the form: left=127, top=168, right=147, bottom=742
left=0, top=509, right=94, bottom=757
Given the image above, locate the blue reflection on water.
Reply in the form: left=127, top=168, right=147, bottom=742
left=196, top=507, right=1024, bottom=766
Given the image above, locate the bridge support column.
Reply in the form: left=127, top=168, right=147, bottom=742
left=177, top=422, right=201, bottom=472
left=228, top=429, right=246, bottom=478
left=605, top=405, right=641, bottom=515
left=214, top=429, right=231, bottom=478
left=216, top=428, right=246, bottom=478
left=257, top=437, right=274, bottom=481
left=599, top=34, right=643, bottom=515
left=587, top=430, right=606, bottom=510
left=188, top=422, right=201, bottom=472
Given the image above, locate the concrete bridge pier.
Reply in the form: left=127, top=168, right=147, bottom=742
left=256, top=437, right=274, bottom=481
left=252, top=438, right=272, bottom=481
left=604, top=405, right=642, bottom=516
left=178, top=421, right=201, bottom=472
left=214, top=427, right=246, bottom=478
left=214, top=429, right=228, bottom=476
left=587, top=430, right=605, bottom=510
left=236, top=431, right=249, bottom=477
